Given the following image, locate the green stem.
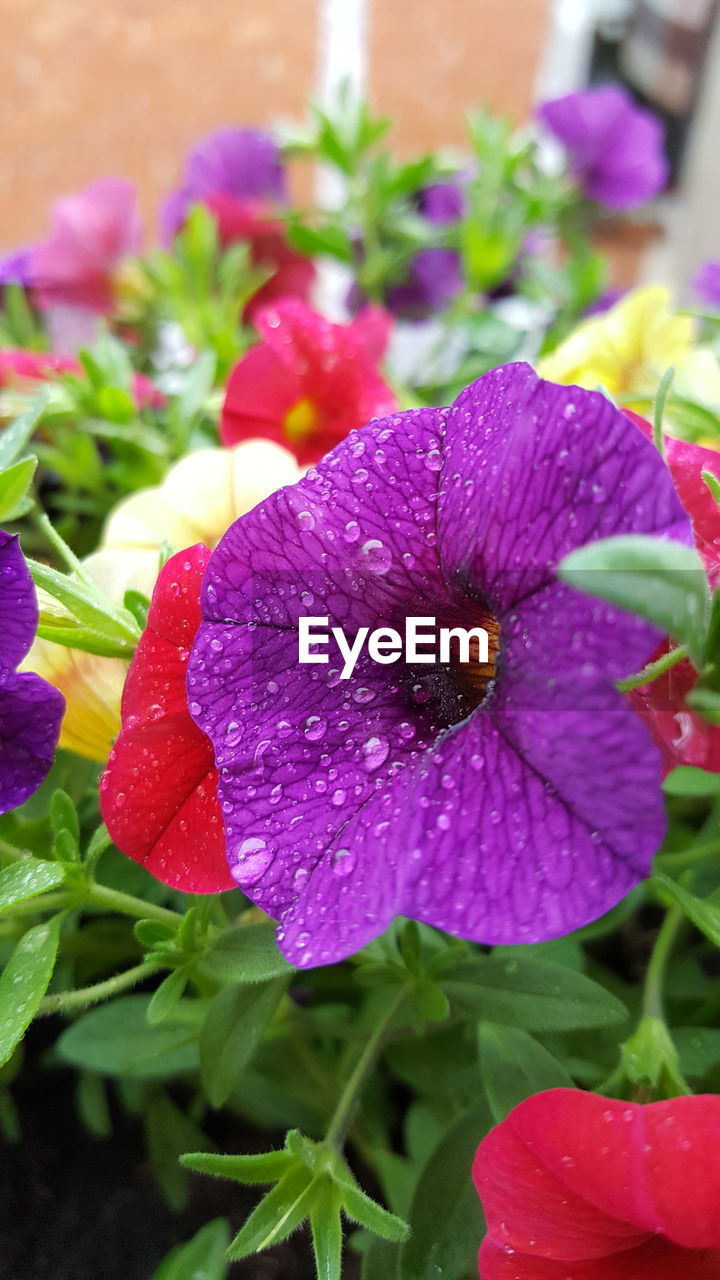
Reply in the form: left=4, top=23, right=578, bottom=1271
left=39, top=959, right=160, bottom=1015
left=86, top=883, right=181, bottom=929
left=617, top=645, right=688, bottom=694
left=644, top=904, right=685, bottom=1021
left=325, top=987, right=407, bottom=1151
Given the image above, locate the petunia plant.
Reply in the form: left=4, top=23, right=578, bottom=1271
left=2, top=86, right=720, bottom=1280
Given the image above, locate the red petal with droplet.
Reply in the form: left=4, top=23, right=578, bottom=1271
left=100, top=545, right=233, bottom=892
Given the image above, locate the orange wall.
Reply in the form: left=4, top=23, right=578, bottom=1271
left=0, top=0, right=550, bottom=249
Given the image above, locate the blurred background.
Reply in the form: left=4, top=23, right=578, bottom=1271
left=1, top=0, right=718, bottom=295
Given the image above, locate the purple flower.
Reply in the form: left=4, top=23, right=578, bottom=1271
left=0, top=247, right=35, bottom=288
left=417, top=180, right=466, bottom=225
left=188, top=363, right=688, bottom=968
left=387, top=248, right=463, bottom=319
left=162, top=128, right=286, bottom=240
left=538, top=85, right=668, bottom=210
left=694, top=261, right=720, bottom=311
left=0, top=533, right=64, bottom=813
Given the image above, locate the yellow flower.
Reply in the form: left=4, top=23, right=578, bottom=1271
left=538, top=286, right=714, bottom=402
left=24, top=440, right=302, bottom=762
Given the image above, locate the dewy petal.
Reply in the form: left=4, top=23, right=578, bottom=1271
left=438, top=363, right=690, bottom=613
left=189, top=366, right=689, bottom=966
left=101, top=547, right=232, bottom=893
left=0, top=531, right=41, bottom=669
left=0, top=666, right=64, bottom=814
left=479, top=1237, right=720, bottom=1280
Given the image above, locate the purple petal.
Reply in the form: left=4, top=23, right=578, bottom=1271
left=189, top=365, right=690, bottom=966
left=0, top=532, right=40, bottom=668
left=0, top=246, right=36, bottom=287
left=694, top=261, right=720, bottom=310
left=0, top=666, right=64, bottom=814
left=437, top=362, right=690, bottom=614
left=163, top=128, right=286, bottom=238
left=417, top=180, right=466, bottom=225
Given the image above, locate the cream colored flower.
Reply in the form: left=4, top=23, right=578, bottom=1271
left=24, top=440, right=302, bottom=762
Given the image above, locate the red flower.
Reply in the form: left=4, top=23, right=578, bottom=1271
left=221, top=299, right=397, bottom=464
left=473, top=1089, right=720, bottom=1279
left=624, top=413, right=720, bottom=773
left=100, top=545, right=232, bottom=893
left=207, top=195, right=315, bottom=320
left=0, top=346, right=165, bottom=412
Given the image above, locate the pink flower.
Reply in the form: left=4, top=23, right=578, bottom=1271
left=32, top=179, right=141, bottom=314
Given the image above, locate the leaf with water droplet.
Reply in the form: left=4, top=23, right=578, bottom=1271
left=0, top=859, right=66, bottom=914
left=0, top=915, right=61, bottom=1067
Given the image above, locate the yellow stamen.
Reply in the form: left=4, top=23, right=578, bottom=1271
left=284, top=397, right=318, bottom=442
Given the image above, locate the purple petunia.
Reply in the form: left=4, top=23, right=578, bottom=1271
left=0, top=532, right=64, bottom=813
left=161, top=127, right=286, bottom=241
left=694, top=260, right=720, bottom=311
left=187, top=362, right=689, bottom=969
left=537, top=85, right=668, bottom=210
left=0, top=247, right=36, bottom=289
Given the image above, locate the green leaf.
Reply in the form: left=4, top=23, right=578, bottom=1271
left=398, top=1098, right=490, bottom=1280
left=361, top=1237, right=399, bottom=1280
left=559, top=534, right=710, bottom=663
left=0, top=456, right=37, bottom=521
left=0, top=916, right=61, bottom=1067
left=145, top=1091, right=213, bottom=1211
left=674, top=1027, right=720, bottom=1077
left=653, top=874, right=720, bottom=946
left=57, top=995, right=200, bottom=1077
left=199, top=979, right=286, bottom=1107
left=336, top=1171, right=409, bottom=1243
left=200, top=921, right=294, bottom=985
left=442, top=956, right=628, bottom=1031
left=0, top=391, right=47, bottom=469
left=151, top=1219, right=231, bottom=1280
left=0, top=859, right=65, bottom=913
left=478, top=1023, right=573, bottom=1121
left=225, top=1164, right=315, bottom=1260
left=310, top=1182, right=343, bottom=1280
left=663, top=766, right=720, bottom=796
left=181, top=1148, right=294, bottom=1185
left=76, top=1071, right=112, bottom=1138
left=147, top=965, right=192, bottom=1025
left=176, top=350, right=218, bottom=424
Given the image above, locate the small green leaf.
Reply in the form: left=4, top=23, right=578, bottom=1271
left=559, top=534, right=710, bottom=663
left=145, top=1092, right=213, bottom=1211
left=0, top=456, right=37, bottom=521
left=0, top=859, right=65, bottom=913
left=225, top=1165, right=315, bottom=1260
left=0, top=391, right=47, bottom=469
left=200, top=921, right=294, bottom=985
left=702, top=469, right=720, bottom=509
left=57, top=995, right=200, bottom=1077
left=147, top=965, right=193, bottom=1025
left=310, top=1182, right=343, bottom=1280
left=336, top=1171, right=409, bottom=1243
left=0, top=916, right=61, bottom=1067
left=442, top=956, right=628, bottom=1031
left=76, top=1071, right=112, bottom=1138
left=686, top=687, right=720, bottom=724
left=663, top=765, right=720, bottom=796
left=181, top=1148, right=294, bottom=1185
left=653, top=874, right=720, bottom=947
left=200, top=979, right=286, bottom=1106
left=674, top=1027, right=720, bottom=1077
left=478, top=1023, right=573, bottom=1121
left=151, top=1219, right=231, bottom=1280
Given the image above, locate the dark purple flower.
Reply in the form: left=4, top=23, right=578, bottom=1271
left=417, top=180, right=466, bottom=225
left=188, top=362, right=688, bottom=968
left=538, top=85, right=668, bottom=210
left=694, top=261, right=720, bottom=311
left=0, top=533, right=64, bottom=813
left=387, top=248, right=463, bottom=319
left=162, top=128, right=286, bottom=240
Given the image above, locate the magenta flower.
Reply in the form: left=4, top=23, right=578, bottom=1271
left=31, top=178, right=141, bottom=314
left=0, top=533, right=64, bottom=813
left=694, top=261, right=720, bottom=311
left=188, top=363, right=688, bottom=968
left=538, top=85, right=668, bottom=210
left=162, top=127, right=286, bottom=240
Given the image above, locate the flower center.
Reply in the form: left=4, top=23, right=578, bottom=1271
left=284, top=397, right=318, bottom=443
left=406, top=608, right=501, bottom=729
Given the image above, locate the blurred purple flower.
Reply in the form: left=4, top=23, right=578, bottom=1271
left=538, top=85, right=668, bottom=210
left=188, top=362, right=688, bottom=968
left=694, top=261, right=720, bottom=311
left=417, top=180, right=466, bottom=225
left=31, top=178, right=141, bottom=314
left=387, top=248, right=463, bottom=318
left=161, top=127, right=286, bottom=240
left=0, top=247, right=35, bottom=288
left=0, top=533, right=64, bottom=813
